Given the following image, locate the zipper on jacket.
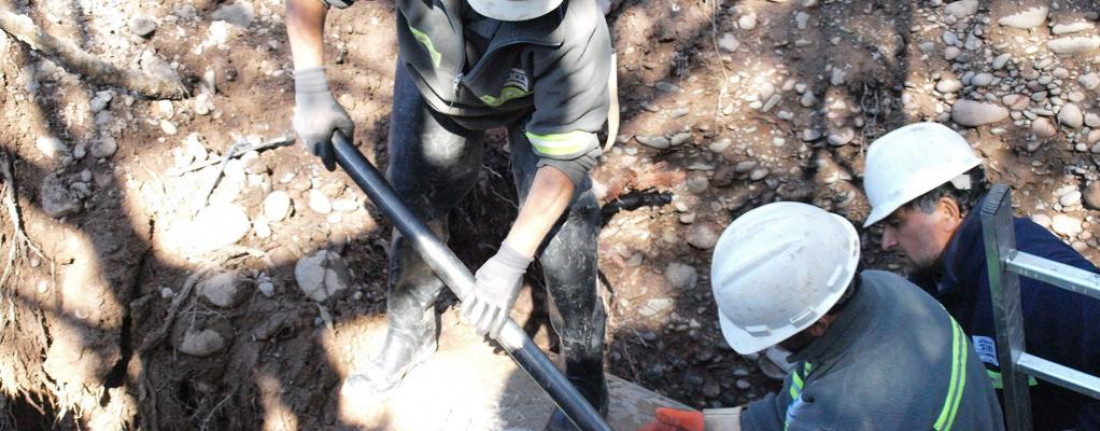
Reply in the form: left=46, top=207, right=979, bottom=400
left=450, top=72, right=463, bottom=109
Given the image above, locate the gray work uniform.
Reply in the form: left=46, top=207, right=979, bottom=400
left=321, top=0, right=614, bottom=415
left=738, top=270, right=1005, bottom=430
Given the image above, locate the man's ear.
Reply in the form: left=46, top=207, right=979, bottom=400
left=807, top=317, right=831, bottom=337
left=937, top=196, right=963, bottom=231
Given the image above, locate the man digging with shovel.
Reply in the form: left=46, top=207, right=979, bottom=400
left=286, top=0, right=614, bottom=428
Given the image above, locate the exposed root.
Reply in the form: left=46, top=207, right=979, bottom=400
left=0, top=150, right=47, bottom=330
left=0, top=7, right=190, bottom=99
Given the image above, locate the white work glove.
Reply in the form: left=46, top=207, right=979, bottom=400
left=293, top=67, right=353, bottom=171
left=462, top=243, right=532, bottom=339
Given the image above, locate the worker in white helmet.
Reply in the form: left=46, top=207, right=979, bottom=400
left=287, top=0, right=614, bottom=428
left=640, top=202, right=1003, bottom=431
left=861, top=122, right=1100, bottom=430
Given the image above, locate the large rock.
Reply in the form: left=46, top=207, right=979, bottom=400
left=211, top=2, right=255, bottom=28
left=998, top=6, right=1048, bottom=29
left=36, top=136, right=66, bottom=158
left=295, top=250, right=352, bottom=302
left=951, top=100, right=1009, bottom=126
left=1048, top=37, right=1100, bottom=56
left=190, top=204, right=251, bottom=252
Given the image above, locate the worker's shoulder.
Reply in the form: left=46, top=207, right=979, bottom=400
left=1012, top=216, right=1098, bottom=272
left=860, top=270, right=945, bottom=313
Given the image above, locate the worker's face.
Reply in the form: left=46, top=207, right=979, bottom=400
left=879, top=197, right=962, bottom=274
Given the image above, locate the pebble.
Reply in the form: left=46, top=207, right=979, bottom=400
left=1002, top=94, right=1029, bottom=111
left=827, top=128, right=855, bottom=146
left=761, top=95, right=781, bottom=112
left=130, top=16, right=158, bottom=38
left=1051, top=214, right=1083, bottom=237
left=263, top=190, right=293, bottom=221
left=253, top=218, right=272, bottom=238
left=1079, top=73, right=1100, bottom=90
left=1058, top=103, right=1084, bottom=128
left=178, top=329, right=226, bottom=357
left=211, top=2, right=255, bottom=28
left=942, top=31, right=959, bottom=46
left=749, top=167, right=770, bottom=181
left=1090, top=131, right=1100, bottom=146
left=936, top=77, right=963, bottom=93
left=945, top=0, right=978, bottom=20
left=736, top=379, right=751, bottom=390
left=1084, top=182, right=1100, bottom=210
left=308, top=189, right=332, bottom=214
left=703, top=381, right=721, bottom=399
left=664, top=262, right=698, bottom=290
left=739, top=14, right=757, bottom=30
left=190, top=204, right=251, bottom=252
left=1048, top=37, right=1100, bottom=56
left=998, top=6, right=1048, bottom=29
left=90, top=137, right=117, bottom=158
left=636, top=136, right=671, bottom=150
left=992, top=53, right=1012, bottom=70
left=718, top=33, right=740, bottom=53
left=639, top=298, right=674, bottom=318
left=1031, top=213, right=1052, bottom=228
left=197, top=270, right=244, bottom=308
left=295, top=250, right=352, bottom=302
left=1087, top=113, right=1100, bottom=129
left=1059, top=190, right=1082, bottom=207
left=160, top=120, right=178, bottom=136
left=686, top=172, right=709, bottom=194
left=944, top=47, right=961, bottom=61
left=687, top=222, right=720, bottom=249
left=670, top=132, right=693, bottom=146
left=758, top=83, right=776, bottom=101
left=258, top=280, right=276, bottom=298
left=970, top=73, right=994, bottom=87
left=802, top=128, right=822, bottom=141
left=951, top=100, right=1009, bottom=126
left=36, top=136, right=66, bottom=158
left=1052, top=21, right=1095, bottom=35
left=1031, top=117, right=1057, bottom=138
left=799, top=91, right=816, bottom=108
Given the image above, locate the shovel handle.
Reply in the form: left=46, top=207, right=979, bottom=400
left=330, top=131, right=613, bottom=431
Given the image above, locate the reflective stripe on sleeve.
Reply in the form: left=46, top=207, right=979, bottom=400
left=525, top=130, right=596, bottom=158
left=407, top=25, right=442, bottom=68
left=934, top=318, right=968, bottom=431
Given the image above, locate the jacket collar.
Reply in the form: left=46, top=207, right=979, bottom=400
left=789, top=273, right=875, bottom=365
left=935, top=194, right=989, bottom=298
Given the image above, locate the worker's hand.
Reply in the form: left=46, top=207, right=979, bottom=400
left=462, top=243, right=532, bottom=338
left=292, top=67, right=353, bottom=171
left=638, top=407, right=704, bottom=431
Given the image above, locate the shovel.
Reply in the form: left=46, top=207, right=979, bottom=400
left=330, top=131, right=613, bottom=431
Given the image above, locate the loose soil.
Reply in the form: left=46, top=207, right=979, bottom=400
left=1, top=0, right=1098, bottom=429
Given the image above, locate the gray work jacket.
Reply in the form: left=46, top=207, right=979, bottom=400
left=326, top=0, right=612, bottom=162
left=737, top=271, right=1005, bottom=430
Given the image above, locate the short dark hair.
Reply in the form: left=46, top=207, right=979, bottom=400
left=904, top=166, right=988, bottom=216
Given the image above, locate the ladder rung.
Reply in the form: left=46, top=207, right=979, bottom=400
left=1005, top=251, right=1100, bottom=302
left=1017, top=353, right=1100, bottom=400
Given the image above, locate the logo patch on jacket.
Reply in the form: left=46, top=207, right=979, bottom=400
left=971, top=335, right=999, bottom=366
left=505, top=68, right=530, bottom=92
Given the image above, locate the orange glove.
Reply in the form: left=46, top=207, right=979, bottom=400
left=637, top=407, right=704, bottom=431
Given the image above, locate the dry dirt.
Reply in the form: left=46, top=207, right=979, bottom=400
left=1, top=0, right=1099, bottom=429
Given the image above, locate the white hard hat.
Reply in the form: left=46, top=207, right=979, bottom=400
left=710, top=202, right=860, bottom=354
left=467, top=0, right=564, bottom=21
left=862, top=122, right=982, bottom=227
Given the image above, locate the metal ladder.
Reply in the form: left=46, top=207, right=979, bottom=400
left=980, top=184, right=1100, bottom=431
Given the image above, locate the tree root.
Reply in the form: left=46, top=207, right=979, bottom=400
left=0, top=149, right=47, bottom=329
left=0, top=8, right=189, bottom=100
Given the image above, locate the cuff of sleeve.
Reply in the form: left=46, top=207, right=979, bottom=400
left=703, top=406, right=744, bottom=430
left=536, top=147, right=601, bottom=188
left=497, top=242, right=534, bottom=268
left=294, top=67, right=330, bottom=93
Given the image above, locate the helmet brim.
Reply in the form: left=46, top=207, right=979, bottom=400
left=467, top=0, right=564, bottom=21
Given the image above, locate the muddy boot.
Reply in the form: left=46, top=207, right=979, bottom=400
left=343, top=231, right=444, bottom=396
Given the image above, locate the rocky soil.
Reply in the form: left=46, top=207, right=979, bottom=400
left=1, top=0, right=1099, bottom=429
